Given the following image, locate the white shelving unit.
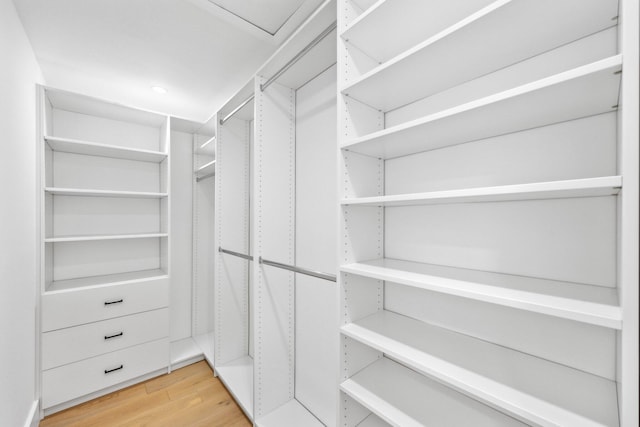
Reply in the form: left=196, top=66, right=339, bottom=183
left=214, top=78, right=255, bottom=421
left=252, top=1, right=338, bottom=425
left=338, top=1, right=637, bottom=426
left=38, top=86, right=171, bottom=414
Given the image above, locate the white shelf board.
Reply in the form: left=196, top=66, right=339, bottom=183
left=341, top=0, right=494, bottom=64
left=45, top=269, right=168, bottom=293
left=170, top=337, right=204, bottom=367
left=342, top=176, right=621, bottom=207
left=195, top=160, right=216, bottom=176
left=45, top=233, right=168, bottom=243
left=341, top=0, right=618, bottom=111
left=45, top=187, right=168, bottom=199
left=357, top=414, right=389, bottom=427
left=342, top=56, right=622, bottom=159
left=341, top=357, right=527, bottom=427
left=45, top=136, right=167, bottom=163
left=200, top=135, right=216, bottom=150
left=342, top=311, right=619, bottom=427
left=45, top=87, right=168, bottom=128
left=257, top=399, right=324, bottom=427
left=216, top=356, right=254, bottom=420
left=341, top=259, right=620, bottom=329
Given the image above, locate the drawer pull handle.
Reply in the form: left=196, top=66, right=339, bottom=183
left=104, top=299, right=123, bottom=306
left=104, top=365, right=123, bottom=374
left=104, top=332, right=124, bottom=340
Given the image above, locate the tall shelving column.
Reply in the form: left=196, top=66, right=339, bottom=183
left=213, top=79, right=255, bottom=421
left=251, top=2, right=338, bottom=424
left=38, top=86, right=171, bottom=414
left=190, top=115, right=216, bottom=366
left=337, top=0, right=637, bottom=426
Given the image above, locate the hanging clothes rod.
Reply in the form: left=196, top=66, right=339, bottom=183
left=196, top=172, right=215, bottom=182
left=219, top=95, right=255, bottom=125
left=260, top=21, right=337, bottom=92
left=259, top=256, right=336, bottom=282
left=219, top=246, right=254, bottom=261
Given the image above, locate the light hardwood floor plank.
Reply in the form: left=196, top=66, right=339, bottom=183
left=40, top=361, right=252, bottom=427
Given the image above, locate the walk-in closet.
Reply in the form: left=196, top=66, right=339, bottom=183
left=0, top=0, right=637, bottom=426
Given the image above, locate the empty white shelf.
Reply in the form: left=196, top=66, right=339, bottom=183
left=342, top=0, right=618, bottom=111
left=45, top=269, right=168, bottom=293
left=342, top=176, right=621, bottom=207
left=45, top=233, right=168, bottom=243
left=342, top=0, right=494, bottom=64
left=200, top=135, right=216, bottom=149
left=216, top=356, right=254, bottom=420
left=342, top=56, right=621, bottom=159
left=195, top=160, right=216, bottom=176
left=341, top=259, right=620, bottom=329
left=45, top=187, right=168, bottom=199
left=45, top=136, right=167, bottom=163
left=342, top=311, right=619, bottom=427
left=257, top=399, right=324, bottom=427
left=341, top=357, right=527, bottom=427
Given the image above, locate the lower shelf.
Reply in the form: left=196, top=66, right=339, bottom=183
left=216, top=355, right=254, bottom=420
left=342, top=310, right=618, bottom=427
left=257, top=399, right=324, bottom=427
left=170, top=337, right=204, bottom=369
left=341, top=357, right=525, bottom=427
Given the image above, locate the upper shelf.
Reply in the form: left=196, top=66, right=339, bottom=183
left=45, top=187, right=168, bottom=199
left=44, top=233, right=168, bottom=243
left=341, top=0, right=494, bottom=64
left=341, top=311, right=619, bottom=427
left=195, top=160, right=216, bottom=177
left=45, top=136, right=167, bottom=163
left=342, top=176, right=621, bottom=207
left=341, top=258, right=621, bottom=329
left=341, top=0, right=618, bottom=111
left=342, top=56, right=621, bottom=159
left=340, top=356, right=527, bottom=427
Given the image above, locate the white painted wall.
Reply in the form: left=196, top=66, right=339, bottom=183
left=170, top=131, right=193, bottom=341
left=0, top=0, right=44, bottom=425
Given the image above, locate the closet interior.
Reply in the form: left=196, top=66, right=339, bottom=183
left=30, top=0, right=638, bottom=426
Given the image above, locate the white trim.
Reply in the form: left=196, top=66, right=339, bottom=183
left=24, top=400, right=39, bottom=427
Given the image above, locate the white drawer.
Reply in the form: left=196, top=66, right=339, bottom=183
left=42, top=308, right=168, bottom=370
left=42, top=338, right=168, bottom=409
left=42, top=277, right=168, bottom=331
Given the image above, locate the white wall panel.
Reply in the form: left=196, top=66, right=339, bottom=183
left=170, top=131, right=193, bottom=342
left=386, top=197, right=617, bottom=287
left=294, top=65, right=338, bottom=426
left=0, top=1, right=44, bottom=425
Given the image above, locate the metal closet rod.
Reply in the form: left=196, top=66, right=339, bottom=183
left=219, top=95, right=255, bottom=126
left=219, top=246, right=254, bottom=261
left=259, top=256, right=336, bottom=282
left=196, top=172, right=215, bottom=182
left=260, top=21, right=337, bottom=92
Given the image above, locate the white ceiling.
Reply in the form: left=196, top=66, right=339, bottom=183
left=13, top=0, right=322, bottom=123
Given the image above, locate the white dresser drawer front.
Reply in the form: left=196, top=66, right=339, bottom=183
left=42, top=277, right=168, bottom=331
left=42, top=308, right=168, bottom=370
left=42, top=338, right=168, bottom=409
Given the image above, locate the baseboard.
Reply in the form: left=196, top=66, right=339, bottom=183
left=24, top=400, right=39, bottom=427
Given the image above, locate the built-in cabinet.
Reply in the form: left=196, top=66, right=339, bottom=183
left=38, top=87, right=171, bottom=413
left=337, top=1, right=638, bottom=426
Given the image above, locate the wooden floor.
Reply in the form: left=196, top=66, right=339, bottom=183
left=40, top=361, right=252, bottom=427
